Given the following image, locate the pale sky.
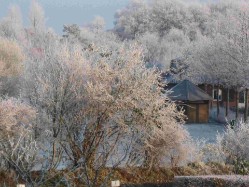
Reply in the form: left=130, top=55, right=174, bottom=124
left=0, top=0, right=212, bottom=34
left=0, top=0, right=129, bottom=33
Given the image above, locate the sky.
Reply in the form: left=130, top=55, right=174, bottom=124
left=0, top=0, right=129, bottom=33
left=0, top=0, right=213, bottom=34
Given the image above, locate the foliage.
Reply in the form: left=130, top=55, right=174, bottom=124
left=0, top=163, right=234, bottom=186
left=0, top=38, right=24, bottom=77
left=0, top=4, right=24, bottom=40
left=216, top=121, right=249, bottom=174
left=0, top=98, right=40, bottom=186
left=21, top=37, right=189, bottom=186
left=29, top=0, right=46, bottom=32
left=2, top=0, right=249, bottom=185
left=0, top=98, right=35, bottom=135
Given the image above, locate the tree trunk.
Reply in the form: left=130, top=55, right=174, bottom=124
left=211, top=84, right=213, bottom=109
left=226, top=88, right=229, bottom=117
left=244, top=88, right=248, bottom=122
left=236, top=88, right=239, bottom=119
left=217, top=85, right=220, bottom=119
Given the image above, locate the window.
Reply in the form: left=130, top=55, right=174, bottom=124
left=213, top=89, right=222, bottom=101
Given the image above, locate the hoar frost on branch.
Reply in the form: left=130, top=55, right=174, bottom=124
left=21, top=39, right=189, bottom=185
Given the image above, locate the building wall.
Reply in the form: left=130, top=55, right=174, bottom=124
left=165, top=82, right=249, bottom=123
left=198, top=84, right=249, bottom=109
left=179, top=101, right=209, bottom=123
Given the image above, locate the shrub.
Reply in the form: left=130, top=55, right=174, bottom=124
left=0, top=38, right=24, bottom=96
left=0, top=98, right=41, bottom=185
left=0, top=38, right=24, bottom=77
left=216, top=120, right=249, bottom=174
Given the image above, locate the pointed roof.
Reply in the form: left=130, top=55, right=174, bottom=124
left=168, top=80, right=212, bottom=101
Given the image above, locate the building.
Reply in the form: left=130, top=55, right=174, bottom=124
left=161, top=72, right=249, bottom=110
left=198, top=84, right=249, bottom=109
left=168, top=80, right=212, bottom=123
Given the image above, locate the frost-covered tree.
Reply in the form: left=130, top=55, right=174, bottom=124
left=114, top=0, right=190, bottom=38
left=63, top=24, right=81, bottom=42
left=137, top=29, right=190, bottom=69
left=62, top=21, right=123, bottom=61
left=216, top=120, right=249, bottom=174
left=183, top=1, right=249, bottom=120
left=212, top=2, right=249, bottom=120
left=89, top=16, right=106, bottom=33
left=0, top=4, right=24, bottom=40
left=0, top=38, right=24, bottom=77
left=114, top=0, right=150, bottom=39
left=114, top=0, right=201, bottom=69
left=0, top=38, right=24, bottom=96
left=22, top=39, right=189, bottom=185
left=185, top=35, right=236, bottom=117
left=0, top=98, right=39, bottom=185
left=150, top=0, right=189, bottom=37
left=137, top=32, right=162, bottom=68
left=0, top=98, right=35, bottom=137
left=29, top=0, right=46, bottom=32
left=160, top=29, right=190, bottom=68
left=187, top=3, right=210, bottom=39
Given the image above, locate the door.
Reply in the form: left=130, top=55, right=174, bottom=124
left=187, top=104, right=197, bottom=123
left=198, top=104, right=209, bottom=123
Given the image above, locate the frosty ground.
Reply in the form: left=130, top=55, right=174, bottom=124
left=185, top=123, right=226, bottom=143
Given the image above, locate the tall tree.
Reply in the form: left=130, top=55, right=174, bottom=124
left=29, top=0, right=46, bottom=32
left=214, top=2, right=249, bottom=120
left=0, top=38, right=24, bottom=96
left=89, top=16, right=106, bottom=33
left=0, top=4, right=24, bottom=40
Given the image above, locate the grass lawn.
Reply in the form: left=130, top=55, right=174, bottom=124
left=184, top=123, right=226, bottom=143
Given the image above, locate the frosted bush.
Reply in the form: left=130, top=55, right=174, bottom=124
left=191, top=121, right=249, bottom=165
left=217, top=120, right=249, bottom=163
left=185, top=120, right=249, bottom=173
left=201, top=142, right=226, bottom=164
